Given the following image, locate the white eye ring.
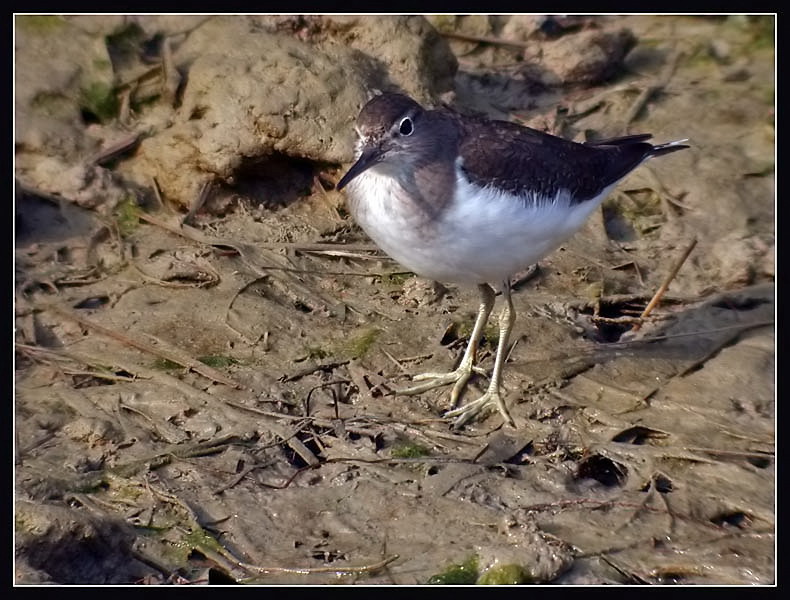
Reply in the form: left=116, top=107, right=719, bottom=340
left=398, top=117, right=414, bottom=136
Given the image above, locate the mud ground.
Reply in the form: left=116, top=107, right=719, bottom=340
left=14, top=15, right=774, bottom=585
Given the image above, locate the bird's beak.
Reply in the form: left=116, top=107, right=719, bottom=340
left=336, top=146, right=383, bottom=191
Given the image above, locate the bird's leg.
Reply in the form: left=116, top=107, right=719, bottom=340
left=396, top=283, right=495, bottom=405
left=444, top=281, right=516, bottom=429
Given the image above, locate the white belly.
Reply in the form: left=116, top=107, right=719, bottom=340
left=347, top=169, right=615, bottom=286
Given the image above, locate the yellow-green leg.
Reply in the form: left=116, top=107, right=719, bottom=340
left=396, top=283, right=495, bottom=406
left=444, top=282, right=516, bottom=429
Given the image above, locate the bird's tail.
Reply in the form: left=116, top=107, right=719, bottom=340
left=587, top=134, right=690, bottom=157
left=649, top=138, right=690, bottom=157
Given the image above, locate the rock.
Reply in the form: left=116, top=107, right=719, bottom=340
left=500, top=15, right=550, bottom=40
left=722, top=59, right=752, bottom=82
left=328, top=15, right=457, bottom=101
left=709, top=38, right=732, bottom=63
left=710, top=233, right=774, bottom=287
left=426, top=14, right=494, bottom=56
left=397, top=277, right=447, bottom=308
left=528, top=28, right=638, bottom=86
left=15, top=156, right=130, bottom=211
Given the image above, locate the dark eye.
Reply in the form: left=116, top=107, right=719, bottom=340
left=399, top=117, right=414, bottom=136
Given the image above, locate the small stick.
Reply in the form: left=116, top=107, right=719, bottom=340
left=391, top=352, right=434, bottom=364
left=118, top=87, right=132, bottom=125
left=181, top=180, right=213, bottom=226
left=89, top=133, right=142, bottom=166
left=622, top=50, right=684, bottom=131
left=684, top=446, right=774, bottom=460
left=280, top=360, right=350, bottom=383
left=160, top=36, right=180, bottom=105
left=239, top=553, right=400, bottom=577
left=304, top=379, right=351, bottom=417
left=607, top=319, right=773, bottom=347
left=149, top=176, right=165, bottom=210
left=592, top=314, right=670, bottom=325
left=566, top=292, right=692, bottom=310
left=380, top=348, right=408, bottom=373
left=440, top=30, right=531, bottom=49
left=632, top=238, right=697, bottom=331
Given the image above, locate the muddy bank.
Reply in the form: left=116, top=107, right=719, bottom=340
left=15, top=15, right=774, bottom=585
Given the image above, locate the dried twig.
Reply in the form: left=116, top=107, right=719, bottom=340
left=683, top=446, right=773, bottom=461
left=224, top=277, right=268, bottom=344
left=591, top=314, right=670, bottom=326
left=566, top=292, right=692, bottom=311
left=221, top=400, right=381, bottom=438
left=181, top=180, right=214, bottom=226
left=304, top=379, right=351, bottom=418
left=160, top=36, right=181, bottom=105
left=130, top=258, right=220, bottom=289
left=42, top=303, right=245, bottom=389
left=608, top=319, right=774, bottom=348
left=15, top=343, right=142, bottom=384
left=380, top=348, right=408, bottom=373
left=89, top=133, right=142, bottom=166
left=565, top=84, right=641, bottom=121
left=261, top=418, right=320, bottom=467
left=141, top=209, right=379, bottom=254
left=238, top=553, right=400, bottom=578
left=632, top=238, right=697, bottom=331
left=118, top=87, right=132, bottom=125
left=440, top=30, right=531, bottom=49
left=280, top=359, right=350, bottom=383
left=137, top=211, right=347, bottom=312
left=150, top=176, right=166, bottom=211
left=347, top=360, right=373, bottom=402
left=622, top=50, right=684, bottom=131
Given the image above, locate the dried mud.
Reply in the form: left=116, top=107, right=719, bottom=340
left=14, top=15, right=774, bottom=585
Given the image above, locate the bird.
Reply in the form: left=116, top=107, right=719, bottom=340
left=336, top=92, right=688, bottom=428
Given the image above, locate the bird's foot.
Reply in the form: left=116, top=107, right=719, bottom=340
left=395, top=364, right=488, bottom=406
left=444, top=387, right=515, bottom=430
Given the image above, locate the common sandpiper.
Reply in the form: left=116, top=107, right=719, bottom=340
left=337, top=92, right=688, bottom=428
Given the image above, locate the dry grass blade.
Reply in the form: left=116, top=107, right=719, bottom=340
left=237, top=553, right=400, bottom=578
left=42, top=303, right=245, bottom=389
left=15, top=343, right=144, bottom=384
left=137, top=211, right=345, bottom=312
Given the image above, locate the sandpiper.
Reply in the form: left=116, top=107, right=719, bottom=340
left=337, top=92, right=688, bottom=428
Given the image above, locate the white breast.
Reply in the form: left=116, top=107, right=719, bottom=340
left=346, top=166, right=616, bottom=286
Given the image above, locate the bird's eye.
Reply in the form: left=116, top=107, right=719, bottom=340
left=398, top=117, right=414, bottom=136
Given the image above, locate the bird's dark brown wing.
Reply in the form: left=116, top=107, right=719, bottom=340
left=455, top=115, right=657, bottom=203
